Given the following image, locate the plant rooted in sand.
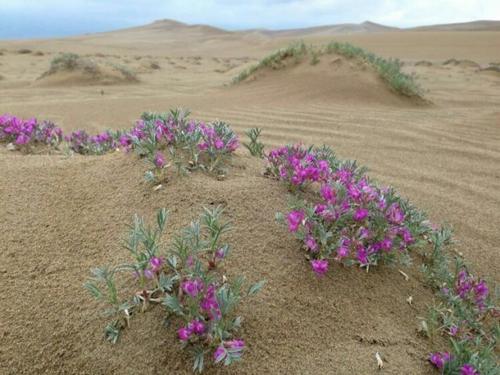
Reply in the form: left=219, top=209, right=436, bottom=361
left=269, top=142, right=499, bottom=373
left=0, top=114, right=63, bottom=150
left=270, top=144, right=429, bottom=275
left=85, top=207, right=264, bottom=373
left=243, top=127, right=265, bottom=158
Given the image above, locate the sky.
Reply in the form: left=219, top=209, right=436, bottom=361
left=1, top=0, right=499, bottom=39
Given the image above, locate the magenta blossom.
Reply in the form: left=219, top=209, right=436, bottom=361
left=182, top=279, right=203, bottom=297
left=428, top=352, right=452, bottom=369
left=154, top=151, right=166, bottom=168
left=226, top=339, right=245, bottom=350
left=213, top=346, right=226, bottom=363
left=190, top=319, right=205, bottom=335
left=178, top=327, right=191, bottom=341
left=353, top=208, right=368, bottom=221
left=149, top=256, right=164, bottom=272
left=305, top=235, right=318, bottom=252
left=386, top=202, right=405, bottom=224
left=311, top=259, right=329, bottom=277
left=287, top=210, right=304, bottom=232
left=460, top=364, right=479, bottom=375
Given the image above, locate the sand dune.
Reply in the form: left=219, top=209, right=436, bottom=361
left=0, top=18, right=499, bottom=375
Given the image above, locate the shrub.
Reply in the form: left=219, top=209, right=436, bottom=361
left=0, top=114, right=63, bottom=149
left=232, top=41, right=307, bottom=83
left=243, top=128, right=265, bottom=158
left=269, top=142, right=498, bottom=372
left=326, top=41, right=421, bottom=97
left=270, top=144, right=429, bottom=275
left=85, top=207, right=264, bottom=373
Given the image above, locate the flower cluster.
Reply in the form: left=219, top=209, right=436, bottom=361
left=85, top=207, right=264, bottom=373
left=2, top=110, right=239, bottom=183
left=0, top=114, right=62, bottom=148
left=266, top=144, right=331, bottom=190
left=273, top=144, right=428, bottom=276
left=65, top=129, right=119, bottom=155
left=429, top=352, right=482, bottom=375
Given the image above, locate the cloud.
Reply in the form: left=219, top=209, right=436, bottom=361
left=0, top=0, right=499, bottom=38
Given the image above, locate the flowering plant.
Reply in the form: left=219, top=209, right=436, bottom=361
left=85, top=207, right=264, bottom=373
left=198, top=120, right=239, bottom=173
left=272, top=144, right=429, bottom=276
left=65, top=129, right=120, bottom=155
left=0, top=114, right=62, bottom=149
left=419, top=227, right=499, bottom=375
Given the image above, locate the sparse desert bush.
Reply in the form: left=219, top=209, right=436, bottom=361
left=85, top=207, right=264, bottom=373
left=108, top=62, right=138, bottom=81
left=17, top=48, right=32, bottom=54
left=0, top=114, right=63, bottom=149
left=232, top=41, right=422, bottom=97
left=34, top=51, right=44, bottom=56
left=243, top=127, right=265, bottom=158
left=232, top=41, right=307, bottom=83
left=44, top=52, right=99, bottom=76
left=326, top=41, right=422, bottom=97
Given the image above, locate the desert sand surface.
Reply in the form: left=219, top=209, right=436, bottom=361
left=0, top=19, right=499, bottom=374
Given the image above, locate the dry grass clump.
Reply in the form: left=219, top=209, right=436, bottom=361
left=232, top=41, right=307, bottom=83
left=233, top=41, right=422, bottom=98
left=17, top=49, right=32, bottom=54
left=325, top=42, right=422, bottom=97
left=39, top=53, right=139, bottom=84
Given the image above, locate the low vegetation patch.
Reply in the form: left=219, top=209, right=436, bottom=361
left=325, top=41, right=422, bottom=97
left=2, top=110, right=239, bottom=182
left=39, top=52, right=138, bottom=83
left=266, top=142, right=498, bottom=374
left=85, top=207, right=264, bottom=373
left=233, top=41, right=423, bottom=98
left=232, top=41, right=307, bottom=83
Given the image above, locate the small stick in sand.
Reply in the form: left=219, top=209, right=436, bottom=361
left=398, top=270, right=409, bottom=281
left=375, top=352, right=384, bottom=369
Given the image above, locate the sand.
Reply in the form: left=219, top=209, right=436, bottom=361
left=0, top=20, right=499, bottom=374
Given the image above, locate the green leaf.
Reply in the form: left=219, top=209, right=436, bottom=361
left=84, top=281, right=103, bottom=300
left=248, top=280, right=266, bottom=296
left=163, top=294, right=184, bottom=315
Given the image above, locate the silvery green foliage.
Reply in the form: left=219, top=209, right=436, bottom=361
left=85, top=207, right=264, bottom=373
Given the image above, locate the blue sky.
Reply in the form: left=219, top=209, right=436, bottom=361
left=1, top=0, right=499, bottom=39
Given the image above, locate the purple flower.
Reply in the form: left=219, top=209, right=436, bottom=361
left=386, top=203, right=405, bottom=224
left=353, top=208, right=368, bottom=222
left=226, top=339, right=245, bottom=350
left=214, top=138, right=224, bottom=149
left=336, top=246, right=349, bottom=259
left=428, top=352, right=451, bottom=369
left=460, top=364, right=479, bottom=375
left=213, top=346, right=226, bottom=363
left=190, top=319, right=205, bottom=335
left=149, top=256, right=164, bottom=272
left=449, top=325, right=458, bottom=336
left=154, top=151, right=166, bottom=168
left=215, top=247, right=225, bottom=259
left=311, top=259, right=329, bottom=277
left=182, top=279, right=203, bottom=297
left=287, top=210, right=304, bottom=233
left=305, top=235, right=318, bottom=252
left=143, top=269, right=154, bottom=279
left=320, top=184, right=335, bottom=203
left=15, top=134, right=30, bottom=145
left=178, top=327, right=191, bottom=341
